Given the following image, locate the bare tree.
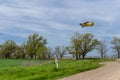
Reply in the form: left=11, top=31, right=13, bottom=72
left=96, top=40, right=107, bottom=58
left=54, top=45, right=67, bottom=58
left=111, top=37, right=120, bottom=58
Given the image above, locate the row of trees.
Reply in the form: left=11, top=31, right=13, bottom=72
left=69, top=32, right=120, bottom=59
left=0, top=32, right=120, bottom=59
left=0, top=33, right=51, bottom=59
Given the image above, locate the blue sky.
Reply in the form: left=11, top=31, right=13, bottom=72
left=0, top=0, right=120, bottom=49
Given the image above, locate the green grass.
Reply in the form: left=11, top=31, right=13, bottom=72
left=0, top=58, right=113, bottom=80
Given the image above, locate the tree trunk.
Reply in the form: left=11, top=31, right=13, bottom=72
left=5, top=53, right=9, bottom=59
left=60, top=54, right=63, bottom=58
left=72, top=54, right=75, bottom=58
left=79, top=54, right=81, bottom=59
left=75, top=55, right=79, bottom=60
left=22, top=53, right=26, bottom=59
left=82, top=54, right=86, bottom=59
left=101, top=53, right=103, bottom=59
left=30, top=55, right=33, bottom=59
left=117, top=50, right=120, bottom=58
left=5, top=54, right=8, bottom=59
left=35, top=55, right=37, bottom=59
left=118, top=53, right=120, bottom=58
left=48, top=55, right=51, bottom=59
left=13, top=53, right=17, bottom=59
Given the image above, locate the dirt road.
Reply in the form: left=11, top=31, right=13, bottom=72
left=59, top=60, right=120, bottom=80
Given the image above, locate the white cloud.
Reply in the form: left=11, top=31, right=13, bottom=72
left=0, top=0, right=120, bottom=47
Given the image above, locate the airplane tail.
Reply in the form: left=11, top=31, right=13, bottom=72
left=80, top=23, right=85, bottom=28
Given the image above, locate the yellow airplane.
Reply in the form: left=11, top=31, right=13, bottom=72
left=80, top=21, right=94, bottom=28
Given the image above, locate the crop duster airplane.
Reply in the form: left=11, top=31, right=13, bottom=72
left=80, top=21, right=94, bottom=28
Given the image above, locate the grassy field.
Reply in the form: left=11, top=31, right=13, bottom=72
left=0, top=58, right=113, bottom=80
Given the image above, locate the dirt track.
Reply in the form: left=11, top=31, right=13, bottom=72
left=59, top=59, right=120, bottom=80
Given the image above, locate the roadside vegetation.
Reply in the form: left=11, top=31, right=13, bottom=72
left=0, top=59, right=113, bottom=80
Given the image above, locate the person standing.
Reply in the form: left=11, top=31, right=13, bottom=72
left=55, top=57, right=59, bottom=69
